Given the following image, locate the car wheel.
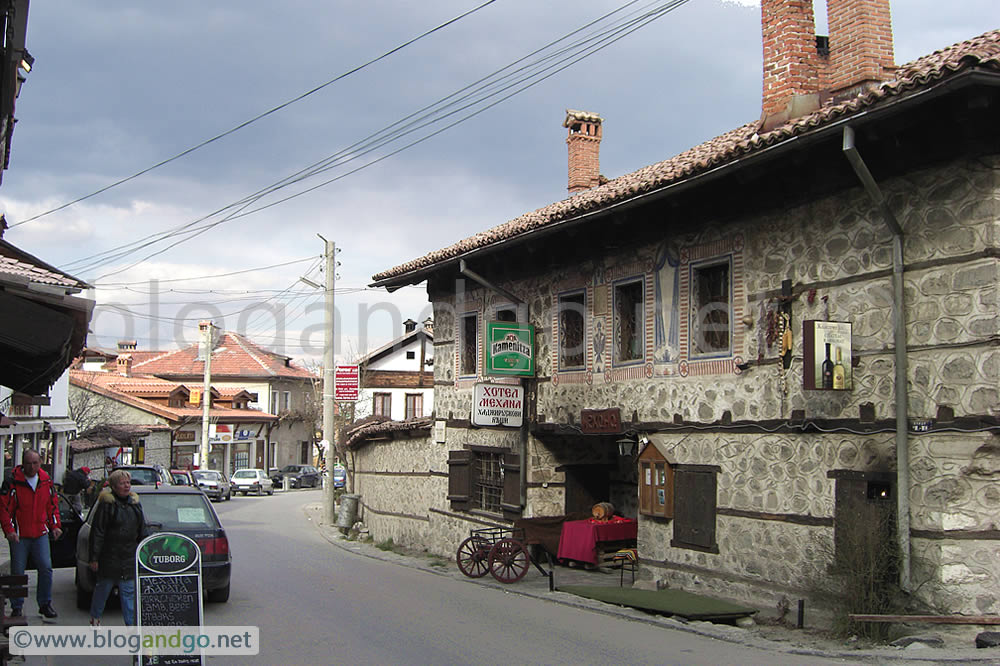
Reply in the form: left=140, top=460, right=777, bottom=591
left=267, top=487, right=274, bottom=496
left=206, top=582, right=230, bottom=603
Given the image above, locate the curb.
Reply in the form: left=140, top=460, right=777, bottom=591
left=301, top=503, right=999, bottom=664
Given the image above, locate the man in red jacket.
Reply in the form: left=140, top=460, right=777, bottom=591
left=0, top=450, right=62, bottom=618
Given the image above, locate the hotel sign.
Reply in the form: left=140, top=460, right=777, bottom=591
left=485, top=322, right=535, bottom=377
left=472, top=382, right=524, bottom=428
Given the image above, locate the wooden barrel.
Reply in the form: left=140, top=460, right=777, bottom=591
left=591, top=502, right=615, bottom=521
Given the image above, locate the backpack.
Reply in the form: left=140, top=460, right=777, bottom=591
left=62, top=468, right=89, bottom=495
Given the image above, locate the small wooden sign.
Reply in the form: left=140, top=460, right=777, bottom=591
left=175, top=430, right=196, bottom=442
left=581, top=408, right=622, bottom=434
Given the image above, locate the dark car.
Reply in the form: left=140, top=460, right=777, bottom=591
left=74, top=486, right=231, bottom=607
left=43, top=491, right=84, bottom=570
left=113, top=464, right=172, bottom=487
left=271, top=464, right=321, bottom=489
left=171, top=469, right=195, bottom=486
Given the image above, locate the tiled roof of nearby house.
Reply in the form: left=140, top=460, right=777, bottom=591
left=345, top=417, right=432, bottom=450
left=372, top=29, right=1000, bottom=284
left=130, top=332, right=315, bottom=380
left=70, top=423, right=171, bottom=452
left=69, top=370, right=278, bottom=423
left=0, top=238, right=91, bottom=290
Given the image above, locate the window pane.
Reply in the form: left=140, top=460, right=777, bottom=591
left=558, top=292, right=586, bottom=369
left=614, top=281, right=643, bottom=363
left=692, top=262, right=731, bottom=355
left=461, top=314, right=478, bottom=376
left=496, top=308, right=516, bottom=322
left=475, top=451, right=503, bottom=513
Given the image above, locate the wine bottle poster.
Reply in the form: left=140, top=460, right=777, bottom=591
left=802, top=320, right=853, bottom=390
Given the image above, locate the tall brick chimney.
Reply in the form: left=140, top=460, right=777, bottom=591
left=564, top=109, right=603, bottom=195
left=117, top=354, right=133, bottom=377
left=761, top=0, right=894, bottom=130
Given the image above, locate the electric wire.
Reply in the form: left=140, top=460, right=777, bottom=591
left=9, top=0, right=502, bottom=228
left=92, top=256, right=320, bottom=287
left=61, top=0, right=689, bottom=278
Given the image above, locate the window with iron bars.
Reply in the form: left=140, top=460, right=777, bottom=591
left=474, top=451, right=503, bottom=513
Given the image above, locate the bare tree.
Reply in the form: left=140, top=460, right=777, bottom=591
left=68, top=381, right=126, bottom=432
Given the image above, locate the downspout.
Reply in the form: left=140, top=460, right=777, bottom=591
left=842, top=125, right=911, bottom=592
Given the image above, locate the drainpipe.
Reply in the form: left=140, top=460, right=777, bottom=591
left=842, top=125, right=911, bottom=592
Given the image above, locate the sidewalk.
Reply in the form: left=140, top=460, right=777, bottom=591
left=303, top=502, right=1000, bottom=664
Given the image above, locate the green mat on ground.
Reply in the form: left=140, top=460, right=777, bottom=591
left=559, top=585, right=757, bottom=621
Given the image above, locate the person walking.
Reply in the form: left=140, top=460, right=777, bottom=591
left=61, top=465, right=91, bottom=514
left=88, top=469, right=148, bottom=626
left=0, top=449, right=62, bottom=618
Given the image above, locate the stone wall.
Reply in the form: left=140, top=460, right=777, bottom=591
left=405, top=155, right=999, bottom=615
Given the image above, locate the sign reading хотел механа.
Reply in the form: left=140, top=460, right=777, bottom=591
left=485, top=322, right=534, bottom=377
left=471, top=382, right=524, bottom=428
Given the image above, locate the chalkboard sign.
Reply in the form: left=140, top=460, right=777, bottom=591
left=139, top=574, right=200, bottom=627
left=137, top=533, right=203, bottom=666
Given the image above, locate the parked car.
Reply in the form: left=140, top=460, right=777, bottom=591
left=113, top=464, right=172, bottom=487
left=191, top=469, right=232, bottom=501
left=43, top=491, right=84, bottom=569
left=171, top=469, right=195, bottom=486
left=74, top=486, right=231, bottom=607
left=230, top=468, right=273, bottom=496
left=271, top=464, right=321, bottom=489
left=331, top=466, right=347, bottom=489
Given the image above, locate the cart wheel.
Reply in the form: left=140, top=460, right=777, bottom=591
left=488, top=538, right=530, bottom=583
left=456, top=536, right=491, bottom=578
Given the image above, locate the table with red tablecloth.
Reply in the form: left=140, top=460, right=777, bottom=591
left=556, top=518, right=638, bottom=565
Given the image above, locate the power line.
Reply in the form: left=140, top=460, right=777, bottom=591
left=67, top=0, right=689, bottom=278
left=9, top=0, right=501, bottom=228
left=93, top=256, right=319, bottom=287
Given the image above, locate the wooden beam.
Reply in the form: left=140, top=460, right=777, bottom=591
left=849, top=614, right=1000, bottom=625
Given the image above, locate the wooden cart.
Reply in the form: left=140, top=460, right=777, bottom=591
left=455, top=526, right=551, bottom=584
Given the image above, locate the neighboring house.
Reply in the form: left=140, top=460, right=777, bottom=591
left=356, top=3, right=1000, bottom=619
left=69, top=365, right=278, bottom=475
left=69, top=423, right=173, bottom=476
left=99, top=329, right=318, bottom=471
left=357, top=318, right=434, bottom=421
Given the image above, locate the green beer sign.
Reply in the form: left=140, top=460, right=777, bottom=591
left=138, top=533, right=200, bottom=574
left=486, top=322, right=534, bottom=377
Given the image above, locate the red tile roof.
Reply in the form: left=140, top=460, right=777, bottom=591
left=372, top=29, right=1000, bottom=284
left=69, top=370, right=277, bottom=424
left=131, top=332, right=316, bottom=380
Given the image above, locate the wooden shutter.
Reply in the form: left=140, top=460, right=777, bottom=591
left=673, top=470, right=716, bottom=550
left=500, top=452, right=522, bottom=519
left=447, top=450, right=473, bottom=511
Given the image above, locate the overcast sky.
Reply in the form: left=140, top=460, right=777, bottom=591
left=1, top=0, right=995, bottom=364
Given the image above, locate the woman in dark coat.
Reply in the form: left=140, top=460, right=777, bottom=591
left=88, top=469, right=149, bottom=625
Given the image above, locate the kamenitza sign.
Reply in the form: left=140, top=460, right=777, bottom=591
left=472, top=382, right=523, bottom=428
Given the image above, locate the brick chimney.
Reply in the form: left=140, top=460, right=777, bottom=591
left=564, top=109, right=603, bottom=195
left=116, top=354, right=133, bottom=377
left=117, top=340, right=138, bottom=353
left=824, top=0, right=894, bottom=95
left=761, top=0, right=894, bottom=130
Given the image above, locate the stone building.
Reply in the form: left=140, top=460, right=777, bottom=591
left=355, top=2, right=999, bottom=618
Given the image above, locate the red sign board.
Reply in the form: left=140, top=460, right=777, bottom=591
left=335, top=365, right=359, bottom=401
left=580, top=408, right=622, bottom=434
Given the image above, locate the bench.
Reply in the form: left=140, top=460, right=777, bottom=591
left=0, top=574, right=28, bottom=665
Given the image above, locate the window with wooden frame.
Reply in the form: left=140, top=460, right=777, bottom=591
left=638, top=445, right=673, bottom=518
left=670, top=466, right=719, bottom=553
left=448, top=448, right=521, bottom=518
left=373, top=392, right=391, bottom=417
left=614, top=279, right=644, bottom=364
left=690, top=259, right=732, bottom=357
left=283, top=391, right=292, bottom=410
left=460, top=312, right=479, bottom=377
left=404, top=393, right=423, bottom=419
left=558, top=291, right=586, bottom=371
left=495, top=305, right=517, bottom=322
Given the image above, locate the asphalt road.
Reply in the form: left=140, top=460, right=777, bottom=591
left=16, top=489, right=860, bottom=665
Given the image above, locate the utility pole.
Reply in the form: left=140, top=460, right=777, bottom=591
left=199, top=320, right=214, bottom=469
left=319, top=236, right=337, bottom=521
